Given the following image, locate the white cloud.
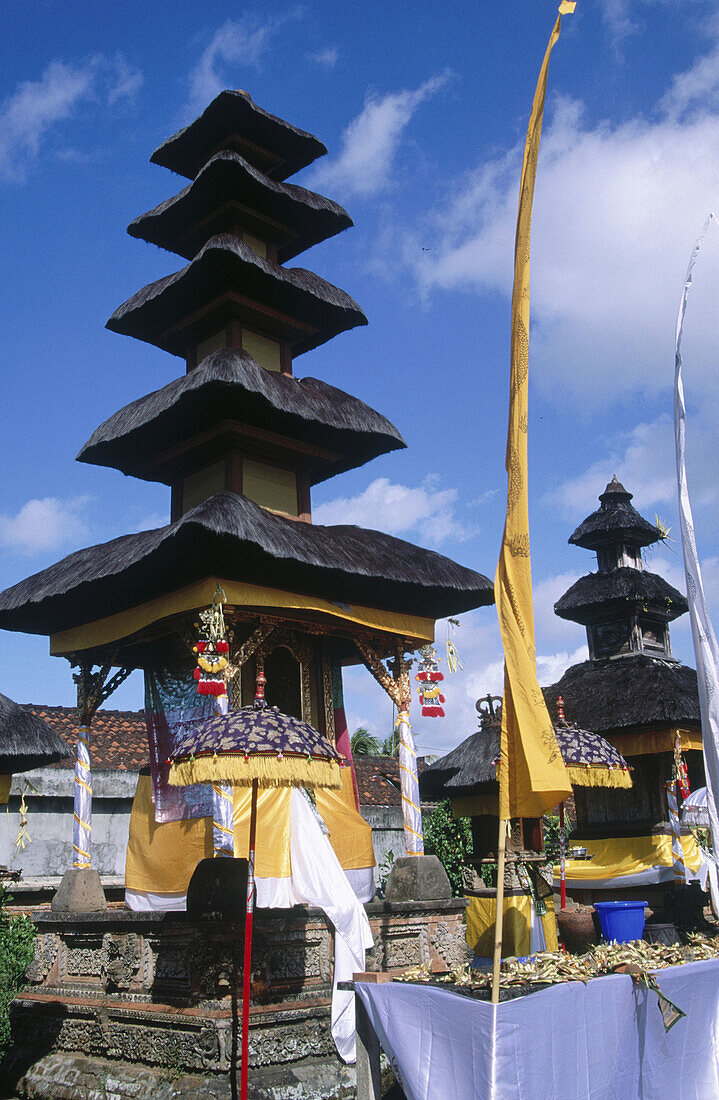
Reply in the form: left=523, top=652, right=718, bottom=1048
left=308, top=72, right=452, bottom=198
left=401, top=48, right=719, bottom=411
left=313, top=476, right=474, bottom=546
left=0, top=55, right=142, bottom=181
left=308, top=48, right=338, bottom=68
left=187, top=15, right=296, bottom=115
left=0, top=496, right=90, bottom=555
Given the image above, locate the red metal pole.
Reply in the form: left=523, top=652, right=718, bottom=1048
left=240, top=779, right=258, bottom=1100
left=559, top=801, right=566, bottom=910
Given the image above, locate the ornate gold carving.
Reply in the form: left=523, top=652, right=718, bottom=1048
left=321, top=645, right=335, bottom=744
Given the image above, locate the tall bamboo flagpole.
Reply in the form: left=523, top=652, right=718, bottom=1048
left=491, top=1, right=576, bottom=1006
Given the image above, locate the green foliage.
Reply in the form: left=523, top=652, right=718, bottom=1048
left=423, top=800, right=473, bottom=896
left=375, top=850, right=395, bottom=899
left=350, top=727, right=382, bottom=756
left=0, top=885, right=36, bottom=1061
left=542, top=813, right=572, bottom=862
left=382, top=728, right=400, bottom=757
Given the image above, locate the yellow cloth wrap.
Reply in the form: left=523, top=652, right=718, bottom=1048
left=168, top=754, right=341, bottom=790
left=494, top=7, right=573, bottom=821
left=0, top=775, right=11, bottom=803
left=232, top=786, right=292, bottom=877
left=607, top=728, right=702, bottom=757
left=315, top=767, right=376, bottom=871
left=557, top=833, right=704, bottom=883
left=50, top=576, right=435, bottom=656
left=125, top=770, right=375, bottom=891
left=125, top=774, right=212, bottom=893
left=465, top=894, right=558, bottom=958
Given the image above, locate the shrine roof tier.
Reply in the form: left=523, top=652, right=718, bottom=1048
left=554, top=567, right=688, bottom=625
left=0, top=491, right=494, bottom=640
left=129, top=151, right=352, bottom=264
left=542, top=655, right=701, bottom=738
left=106, top=234, right=367, bottom=358
left=569, top=477, right=661, bottom=551
left=77, top=349, right=405, bottom=486
left=150, top=90, right=326, bottom=182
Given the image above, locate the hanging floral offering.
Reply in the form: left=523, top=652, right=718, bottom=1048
left=193, top=585, right=230, bottom=700
left=415, top=644, right=445, bottom=718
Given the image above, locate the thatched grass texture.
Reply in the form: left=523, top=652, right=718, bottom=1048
left=150, top=90, right=327, bottom=182
left=77, top=349, right=405, bottom=484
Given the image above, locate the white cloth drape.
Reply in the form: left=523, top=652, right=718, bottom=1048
left=397, top=710, right=424, bottom=854
left=674, top=212, right=719, bottom=912
left=357, top=958, right=719, bottom=1100
left=72, top=725, right=92, bottom=868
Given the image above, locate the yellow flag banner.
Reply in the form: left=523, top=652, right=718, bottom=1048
left=496, top=5, right=575, bottom=821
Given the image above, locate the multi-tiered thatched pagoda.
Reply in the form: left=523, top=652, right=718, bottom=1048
left=544, top=477, right=707, bottom=907
left=0, top=89, right=491, bottom=809
left=0, top=93, right=491, bottom=1096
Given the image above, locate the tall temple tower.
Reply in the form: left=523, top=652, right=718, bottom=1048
left=545, top=478, right=705, bottom=905
left=0, top=91, right=493, bottom=877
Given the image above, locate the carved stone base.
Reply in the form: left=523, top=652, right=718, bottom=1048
left=51, top=869, right=107, bottom=913
left=4, top=900, right=466, bottom=1099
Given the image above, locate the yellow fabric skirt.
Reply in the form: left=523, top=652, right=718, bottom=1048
left=556, top=833, right=703, bottom=885
left=125, top=767, right=375, bottom=894
left=465, top=893, right=558, bottom=958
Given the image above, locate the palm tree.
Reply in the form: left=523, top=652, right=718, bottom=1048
left=351, top=727, right=382, bottom=756
left=381, top=728, right=400, bottom=757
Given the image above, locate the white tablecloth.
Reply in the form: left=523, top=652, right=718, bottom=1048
left=356, top=958, right=719, bottom=1099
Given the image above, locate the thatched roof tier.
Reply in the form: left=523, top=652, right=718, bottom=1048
left=555, top=567, right=687, bottom=624
left=0, top=492, right=493, bottom=638
left=77, top=350, right=405, bottom=485
left=150, top=90, right=326, bottom=182
left=106, top=234, right=367, bottom=358
left=569, top=478, right=660, bottom=550
left=543, top=655, right=701, bottom=734
left=420, top=720, right=630, bottom=802
left=129, top=151, right=352, bottom=263
left=0, top=692, right=72, bottom=773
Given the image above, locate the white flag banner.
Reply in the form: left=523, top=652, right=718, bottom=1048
left=674, top=211, right=719, bottom=911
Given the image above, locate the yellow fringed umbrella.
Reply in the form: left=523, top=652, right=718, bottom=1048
left=167, top=696, right=344, bottom=1100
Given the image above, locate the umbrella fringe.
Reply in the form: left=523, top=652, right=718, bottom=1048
left=168, top=754, right=342, bottom=789
left=566, top=764, right=632, bottom=789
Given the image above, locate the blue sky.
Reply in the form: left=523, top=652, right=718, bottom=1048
left=1, top=0, right=719, bottom=758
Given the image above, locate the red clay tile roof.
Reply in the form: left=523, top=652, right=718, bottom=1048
left=353, top=756, right=427, bottom=806
left=23, top=706, right=149, bottom=771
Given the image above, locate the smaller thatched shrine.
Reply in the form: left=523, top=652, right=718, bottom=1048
left=421, top=692, right=633, bottom=957
left=0, top=691, right=71, bottom=803
left=544, top=477, right=708, bottom=907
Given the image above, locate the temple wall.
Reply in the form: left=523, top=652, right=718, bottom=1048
left=0, top=769, right=136, bottom=879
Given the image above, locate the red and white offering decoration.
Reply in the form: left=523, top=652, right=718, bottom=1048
left=415, top=644, right=445, bottom=718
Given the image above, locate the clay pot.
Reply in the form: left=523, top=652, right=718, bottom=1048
left=556, top=906, right=598, bottom=954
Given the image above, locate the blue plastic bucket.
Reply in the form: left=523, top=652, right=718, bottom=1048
left=594, top=901, right=648, bottom=943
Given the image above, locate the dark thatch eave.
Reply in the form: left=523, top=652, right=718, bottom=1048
left=150, top=90, right=326, bottom=182
left=555, top=567, right=688, bottom=623
left=0, top=492, right=494, bottom=638
left=129, top=151, right=352, bottom=264
left=543, top=655, right=701, bottom=734
left=106, top=234, right=367, bottom=358
left=0, top=692, right=72, bottom=772
left=420, top=728, right=500, bottom=801
left=77, top=349, right=406, bottom=485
